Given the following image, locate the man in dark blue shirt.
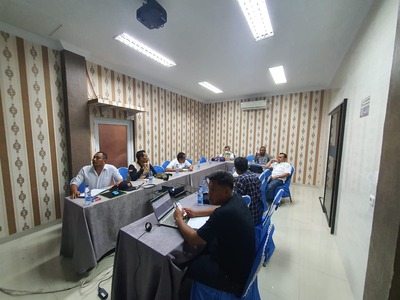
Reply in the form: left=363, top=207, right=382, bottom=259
left=234, top=157, right=264, bottom=225
left=174, top=171, right=255, bottom=296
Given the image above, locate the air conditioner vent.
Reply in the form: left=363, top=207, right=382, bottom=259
left=240, top=100, right=267, bottom=110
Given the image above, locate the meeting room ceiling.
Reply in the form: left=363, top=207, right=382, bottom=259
left=0, top=0, right=375, bottom=103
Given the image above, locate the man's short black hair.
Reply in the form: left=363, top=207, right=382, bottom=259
left=97, top=151, right=108, bottom=160
left=207, top=171, right=234, bottom=190
left=136, top=150, right=146, bottom=161
left=280, top=152, right=287, bottom=159
left=177, top=152, right=186, bottom=160
left=234, top=157, right=248, bottom=173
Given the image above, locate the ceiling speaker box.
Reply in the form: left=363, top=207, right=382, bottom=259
left=136, top=0, right=167, bottom=29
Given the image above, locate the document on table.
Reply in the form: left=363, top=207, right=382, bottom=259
left=91, top=188, right=107, bottom=196
left=187, top=216, right=209, bottom=229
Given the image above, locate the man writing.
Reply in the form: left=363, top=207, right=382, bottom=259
left=234, top=157, right=264, bottom=225
left=165, top=152, right=194, bottom=172
left=174, top=171, right=255, bottom=296
left=265, top=152, right=292, bottom=202
left=70, top=151, right=123, bottom=198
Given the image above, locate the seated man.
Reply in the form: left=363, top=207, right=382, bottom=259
left=218, top=145, right=235, bottom=161
left=233, top=157, right=264, bottom=225
left=174, top=171, right=255, bottom=296
left=128, top=150, right=157, bottom=181
left=265, top=152, right=292, bottom=202
left=254, top=145, right=272, bottom=165
left=70, top=151, right=123, bottom=198
left=165, top=152, right=194, bottom=172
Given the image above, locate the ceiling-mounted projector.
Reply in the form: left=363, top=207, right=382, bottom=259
left=136, top=0, right=167, bottom=29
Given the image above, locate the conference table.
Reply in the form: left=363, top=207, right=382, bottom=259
left=60, top=161, right=227, bottom=273
left=111, top=193, right=213, bottom=300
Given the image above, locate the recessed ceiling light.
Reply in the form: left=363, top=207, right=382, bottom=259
left=269, top=66, right=287, bottom=84
left=199, top=82, right=223, bottom=94
left=114, top=32, right=176, bottom=67
left=237, top=0, right=274, bottom=41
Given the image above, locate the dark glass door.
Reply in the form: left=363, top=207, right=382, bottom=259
left=322, top=99, right=347, bottom=234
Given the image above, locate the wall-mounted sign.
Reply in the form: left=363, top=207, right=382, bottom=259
left=360, top=96, right=370, bottom=118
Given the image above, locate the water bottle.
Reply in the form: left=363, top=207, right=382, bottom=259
left=197, top=160, right=201, bottom=170
left=84, top=185, right=92, bottom=206
left=202, top=178, right=208, bottom=193
left=197, top=186, right=203, bottom=206
left=175, top=163, right=179, bottom=174
left=148, top=170, right=153, bottom=181
left=209, top=157, right=212, bottom=165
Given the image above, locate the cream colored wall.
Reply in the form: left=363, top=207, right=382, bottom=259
left=205, top=92, right=329, bottom=186
left=86, top=62, right=207, bottom=166
left=87, top=62, right=329, bottom=186
left=328, top=0, right=398, bottom=299
left=0, top=31, right=329, bottom=239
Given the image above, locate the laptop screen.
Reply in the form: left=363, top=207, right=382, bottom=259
left=151, top=192, right=174, bottom=221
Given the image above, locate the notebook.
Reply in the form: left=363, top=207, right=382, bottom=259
left=150, top=192, right=187, bottom=228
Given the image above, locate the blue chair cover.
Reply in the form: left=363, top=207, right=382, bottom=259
left=118, top=167, right=128, bottom=180
left=266, top=189, right=284, bottom=220
left=186, top=158, right=193, bottom=164
left=242, top=195, right=251, bottom=207
left=273, top=166, right=294, bottom=202
left=246, top=155, right=255, bottom=162
left=153, top=165, right=164, bottom=173
left=78, top=182, right=85, bottom=193
left=199, top=156, right=207, bottom=163
left=190, top=215, right=271, bottom=300
left=190, top=279, right=260, bottom=300
left=161, top=160, right=170, bottom=171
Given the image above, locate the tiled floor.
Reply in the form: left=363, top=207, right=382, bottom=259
left=0, top=184, right=354, bottom=300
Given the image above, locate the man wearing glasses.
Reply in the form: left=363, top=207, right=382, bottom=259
left=70, top=151, right=123, bottom=198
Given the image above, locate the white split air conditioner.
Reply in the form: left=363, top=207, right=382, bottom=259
left=240, top=100, right=267, bottom=111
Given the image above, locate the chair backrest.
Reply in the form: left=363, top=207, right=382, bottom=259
left=242, top=195, right=251, bottom=207
left=153, top=165, right=164, bottom=173
left=246, top=154, right=255, bottom=162
left=186, top=158, right=193, bottom=164
left=280, top=166, right=294, bottom=198
left=266, top=189, right=284, bottom=220
left=242, top=221, right=272, bottom=297
left=259, top=169, right=271, bottom=212
left=161, top=160, right=170, bottom=171
left=199, top=156, right=207, bottom=163
left=118, top=167, right=128, bottom=180
left=78, top=182, right=85, bottom=193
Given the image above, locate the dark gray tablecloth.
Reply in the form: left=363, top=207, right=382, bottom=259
left=60, top=175, right=189, bottom=273
left=59, top=163, right=226, bottom=274
left=111, top=194, right=210, bottom=300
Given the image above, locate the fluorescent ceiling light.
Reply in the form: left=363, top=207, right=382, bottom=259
left=199, top=81, right=223, bottom=94
left=237, top=0, right=274, bottom=41
left=269, top=66, right=287, bottom=84
left=114, top=32, right=176, bottom=67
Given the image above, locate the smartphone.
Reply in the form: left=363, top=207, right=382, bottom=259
left=175, top=202, right=187, bottom=218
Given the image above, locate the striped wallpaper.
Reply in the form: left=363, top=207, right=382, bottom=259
left=86, top=62, right=207, bottom=167
left=0, top=30, right=328, bottom=238
left=0, top=31, right=68, bottom=237
left=87, top=61, right=328, bottom=187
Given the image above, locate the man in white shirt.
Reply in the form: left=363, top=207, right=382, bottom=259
left=165, top=152, right=194, bottom=172
left=70, top=151, right=123, bottom=198
left=264, top=153, right=292, bottom=202
left=218, top=145, right=235, bottom=161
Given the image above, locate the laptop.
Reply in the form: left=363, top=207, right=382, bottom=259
left=150, top=192, right=188, bottom=228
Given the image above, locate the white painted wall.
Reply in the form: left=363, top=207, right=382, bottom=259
left=328, top=0, right=399, bottom=299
